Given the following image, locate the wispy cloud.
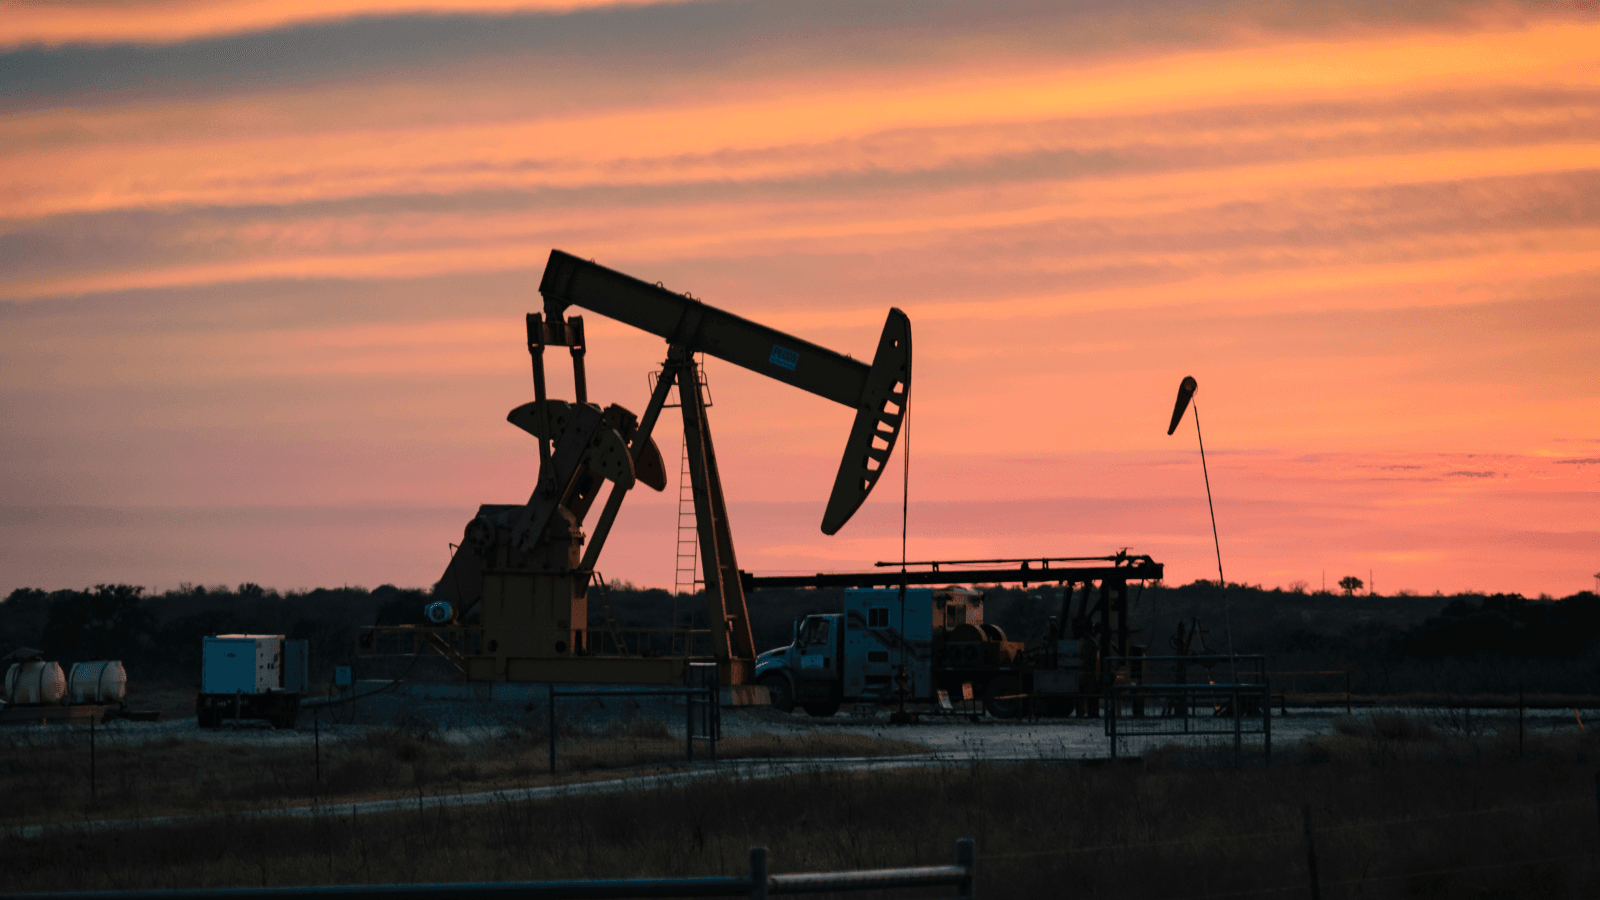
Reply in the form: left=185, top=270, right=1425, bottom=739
left=2, top=0, right=1597, bottom=596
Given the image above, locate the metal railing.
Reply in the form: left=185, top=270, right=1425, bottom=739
left=2, top=840, right=976, bottom=900
left=1104, top=654, right=1272, bottom=761
left=580, top=627, right=713, bottom=658
left=356, top=625, right=715, bottom=662
left=1267, top=669, right=1353, bottom=714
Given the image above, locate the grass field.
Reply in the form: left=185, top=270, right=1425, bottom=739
left=6, top=715, right=1600, bottom=898
left=0, top=722, right=930, bottom=827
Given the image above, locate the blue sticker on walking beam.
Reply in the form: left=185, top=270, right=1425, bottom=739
left=769, top=344, right=799, bottom=371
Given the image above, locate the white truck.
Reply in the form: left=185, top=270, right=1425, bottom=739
left=754, top=587, right=1090, bottom=718
left=196, top=634, right=308, bottom=728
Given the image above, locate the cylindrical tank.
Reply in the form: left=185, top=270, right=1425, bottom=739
left=66, top=661, right=127, bottom=704
left=5, top=661, right=66, bottom=705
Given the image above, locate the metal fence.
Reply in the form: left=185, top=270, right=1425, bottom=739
left=1103, top=654, right=1271, bottom=760
left=1, top=840, right=976, bottom=900
left=546, top=674, right=720, bottom=774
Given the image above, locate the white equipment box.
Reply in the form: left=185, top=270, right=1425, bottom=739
left=202, top=635, right=283, bottom=694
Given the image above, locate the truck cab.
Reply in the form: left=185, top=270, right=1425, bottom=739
left=756, top=612, right=844, bottom=716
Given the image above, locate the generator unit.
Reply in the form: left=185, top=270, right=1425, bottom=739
left=197, top=635, right=307, bottom=728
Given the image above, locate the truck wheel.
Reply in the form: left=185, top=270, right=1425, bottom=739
left=759, top=675, right=795, bottom=713
left=802, top=701, right=841, bottom=718
left=984, top=676, right=1023, bottom=719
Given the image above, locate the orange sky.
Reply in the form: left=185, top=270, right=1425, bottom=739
left=1, top=0, right=1596, bottom=599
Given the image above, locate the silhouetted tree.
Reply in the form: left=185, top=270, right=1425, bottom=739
left=39, top=584, right=152, bottom=660
left=1339, top=576, right=1364, bottom=596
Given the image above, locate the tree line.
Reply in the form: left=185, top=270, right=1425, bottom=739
left=4, top=579, right=1599, bottom=694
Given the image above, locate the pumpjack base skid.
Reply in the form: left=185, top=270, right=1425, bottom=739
left=358, top=622, right=747, bottom=685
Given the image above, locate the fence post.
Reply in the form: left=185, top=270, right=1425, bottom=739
left=1518, top=683, right=1524, bottom=757
left=314, top=706, right=321, bottom=783
left=1592, top=771, right=1600, bottom=850
left=89, top=714, right=97, bottom=805
left=548, top=684, right=556, bottom=776
left=1263, top=684, right=1272, bottom=765
left=710, top=683, right=718, bottom=763
left=1302, top=805, right=1322, bottom=900
left=686, top=688, right=694, bottom=763
left=747, top=846, right=768, bottom=900
left=957, top=837, right=976, bottom=900
left=1106, top=662, right=1118, bottom=759
left=1233, top=685, right=1242, bottom=766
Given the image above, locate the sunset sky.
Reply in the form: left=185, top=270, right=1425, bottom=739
left=2, top=0, right=1596, bottom=600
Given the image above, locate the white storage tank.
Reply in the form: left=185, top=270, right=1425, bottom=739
left=5, top=661, right=67, bottom=706
left=66, top=661, right=127, bottom=704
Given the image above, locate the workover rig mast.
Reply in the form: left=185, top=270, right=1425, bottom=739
left=361, top=251, right=910, bottom=687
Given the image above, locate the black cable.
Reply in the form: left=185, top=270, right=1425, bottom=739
left=898, top=395, right=911, bottom=685
left=1192, top=400, right=1237, bottom=679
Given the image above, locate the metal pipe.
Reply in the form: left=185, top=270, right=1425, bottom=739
left=528, top=315, right=552, bottom=481
left=6, top=851, right=980, bottom=899
left=569, top=316, right=588, bottom=405
left=874, top=554, right=1146, bottom=567
left=770, top=864, right=971, bottom=893
left=747, top=562, right=1163, bottom=591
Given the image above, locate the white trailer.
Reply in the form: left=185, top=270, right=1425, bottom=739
left=197, top=635, right=307, bottom=728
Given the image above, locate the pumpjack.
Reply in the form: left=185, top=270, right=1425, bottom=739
left=360, top=251, right=910, bottom=687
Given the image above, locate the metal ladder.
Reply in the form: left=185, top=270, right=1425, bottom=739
left=673, top=431, right=700, bottom=599
left=671, top=358, right=708, bottom=652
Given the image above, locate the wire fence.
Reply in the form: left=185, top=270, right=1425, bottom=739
left=545, top=680, right=720, bottom=774
left=0, top=839, right=976, bottom=900
left=977, top=788, right=1599, bottom=899
left=8, top=705, right=1600, bottom=899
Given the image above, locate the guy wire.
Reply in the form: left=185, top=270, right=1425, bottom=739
left=1193, top=400, right=1237, bottom=678
left=899, top=395, right=911, bottom=675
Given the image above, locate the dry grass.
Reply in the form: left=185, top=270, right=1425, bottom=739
left=7, top=721, right=1600, bottom=898
left=0, top=723, right=927, bottom=827
left=7, top=736, right=1600, bottom=898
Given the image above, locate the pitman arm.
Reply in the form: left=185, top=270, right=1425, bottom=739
left=538, top=250, right=910, bottom=534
